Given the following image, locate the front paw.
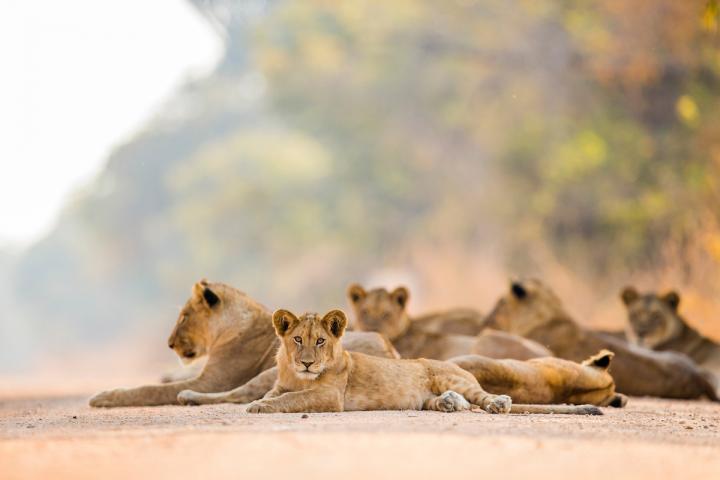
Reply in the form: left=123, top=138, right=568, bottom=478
left=177, top=390, right=201, bottom=406
left=246, top=400, right=274, bottom=414
left=438, top=390, right=471, bottom=412
left=485, top=394, right=512, bottom=414
left=89, top=388, right=126, bottom=408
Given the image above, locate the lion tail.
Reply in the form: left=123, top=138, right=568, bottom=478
left=509, top=404, right=603, bottom=415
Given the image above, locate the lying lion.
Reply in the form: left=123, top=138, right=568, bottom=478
left=347, top=284, right=551, bottom=360
left=89, top=280, right=397, bottom=407
left=181, top=309, right=602, bottom=415
left=450, top=350, right=626, bottom=407
left=621, top=286, right=720, bottom=378
left=486, top=278, right=719, bottom=401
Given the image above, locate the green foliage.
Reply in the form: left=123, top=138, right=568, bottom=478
left=254, top=0, right=720, bottom=272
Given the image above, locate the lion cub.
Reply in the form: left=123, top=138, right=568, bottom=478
left=621, top=287, right=720, bottom=377
left=238, top=309, right=600, bottom=415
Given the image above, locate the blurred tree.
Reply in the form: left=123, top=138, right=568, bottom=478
left=253, top=0, right=720, bottom=275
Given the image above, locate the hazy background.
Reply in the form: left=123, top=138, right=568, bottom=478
left=2, top=0, right=720, bottom=382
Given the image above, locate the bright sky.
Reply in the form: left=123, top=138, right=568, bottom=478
left=0, top=0, right=223, bottom=249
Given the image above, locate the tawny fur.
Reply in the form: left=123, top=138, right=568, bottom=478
left=486, top=278, right=719, bottom=401
left=89, top=280, right=398, bottom=407
left=347, top=284, right=551, bottom=360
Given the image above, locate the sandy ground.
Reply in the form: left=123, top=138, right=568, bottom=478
left=1, top=391, right=720, bottom=480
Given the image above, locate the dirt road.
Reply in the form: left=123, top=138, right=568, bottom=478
left=1, top=393, right=719, bottom=480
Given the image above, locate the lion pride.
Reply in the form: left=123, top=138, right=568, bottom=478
left=182, top=309, right=602, bottom=415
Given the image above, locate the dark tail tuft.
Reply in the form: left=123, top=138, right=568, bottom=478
left=577, top=405, right=603, bottom=415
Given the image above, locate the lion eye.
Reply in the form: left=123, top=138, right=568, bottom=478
left=293, top=336, right=302, bottom=344
left=316, top=338, right=325, bottom=346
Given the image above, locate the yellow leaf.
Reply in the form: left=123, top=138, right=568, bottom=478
left=676, top=95, right=699, bottom=125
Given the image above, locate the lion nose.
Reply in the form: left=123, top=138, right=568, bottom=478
left=302, top=361, right=314, bottom=368
left=168, top=341, right=175, bottom=349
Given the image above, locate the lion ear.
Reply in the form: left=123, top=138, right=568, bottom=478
left=192, top=281, right=204, bottom=298
left=391, top=286, right=409, bottom=308
left=661, top=291, right=680, bottom=311
left=583, top=349, right=614, bottom=370
left=347, top=284, right=366, bottom=304
left=620, top=286, right=639, bottom=306
left=272, top=309, right=298, bottom=337
left=510, top=280, right=528, bottom=299
left=322, top=309, right=348, bottom=338
left=192, top=280, right=220, bottom=308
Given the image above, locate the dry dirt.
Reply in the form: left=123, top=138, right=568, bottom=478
left=1, top=390, right=720, bottom=480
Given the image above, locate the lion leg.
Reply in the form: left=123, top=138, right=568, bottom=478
left=178, top=367, right=278, bottom=406
left=447, top=376, right=601, bottom=415
left=455, top=384, right=601, bottom=415
left=460, top=386, right=513, bottom=414
left=437, top=376, right=511, bottom=414
left=432, top=365, right=513, bottom=414
left=89, top=367, right=235, bottom=407
left=447, top=354, right=516, bottom=386
left=246, top=388, right=342, bottom=414
left=90, top=378, right=228, bottom=407
left=423, top=390, right=471, bottom=412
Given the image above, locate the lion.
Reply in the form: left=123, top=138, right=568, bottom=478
left=485, top=278, right=719, bottom=400
left=179, top=309, right=602, bottom=415
left=89, top=280, right=398, bottom=407
left=621, top=286, right=720, bottom=377
left=346, top=284, right=551, bottom=360
left=450, top=350, right=626, bottom=407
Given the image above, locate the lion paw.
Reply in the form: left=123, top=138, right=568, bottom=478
left=485, top=394, right=512, bottom=414
left=88, top=389, right=125, bottom=408
left=177, top=390, right=202, bottom=406
left=246, top=400, right=273, bottom=414
left=437, top=390, right=471, bottom=412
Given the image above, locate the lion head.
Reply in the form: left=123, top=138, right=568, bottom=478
left=620, top=286, right=684, bottom=348
left=167, top=279, right=230, bottom=364
left=485, top=278, right=570, bottom=337
left=580, top=349, right=627, bottom=407
left=272, top=309, right=348, bottom=380
left=346, top=284, right=409, bottom=340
